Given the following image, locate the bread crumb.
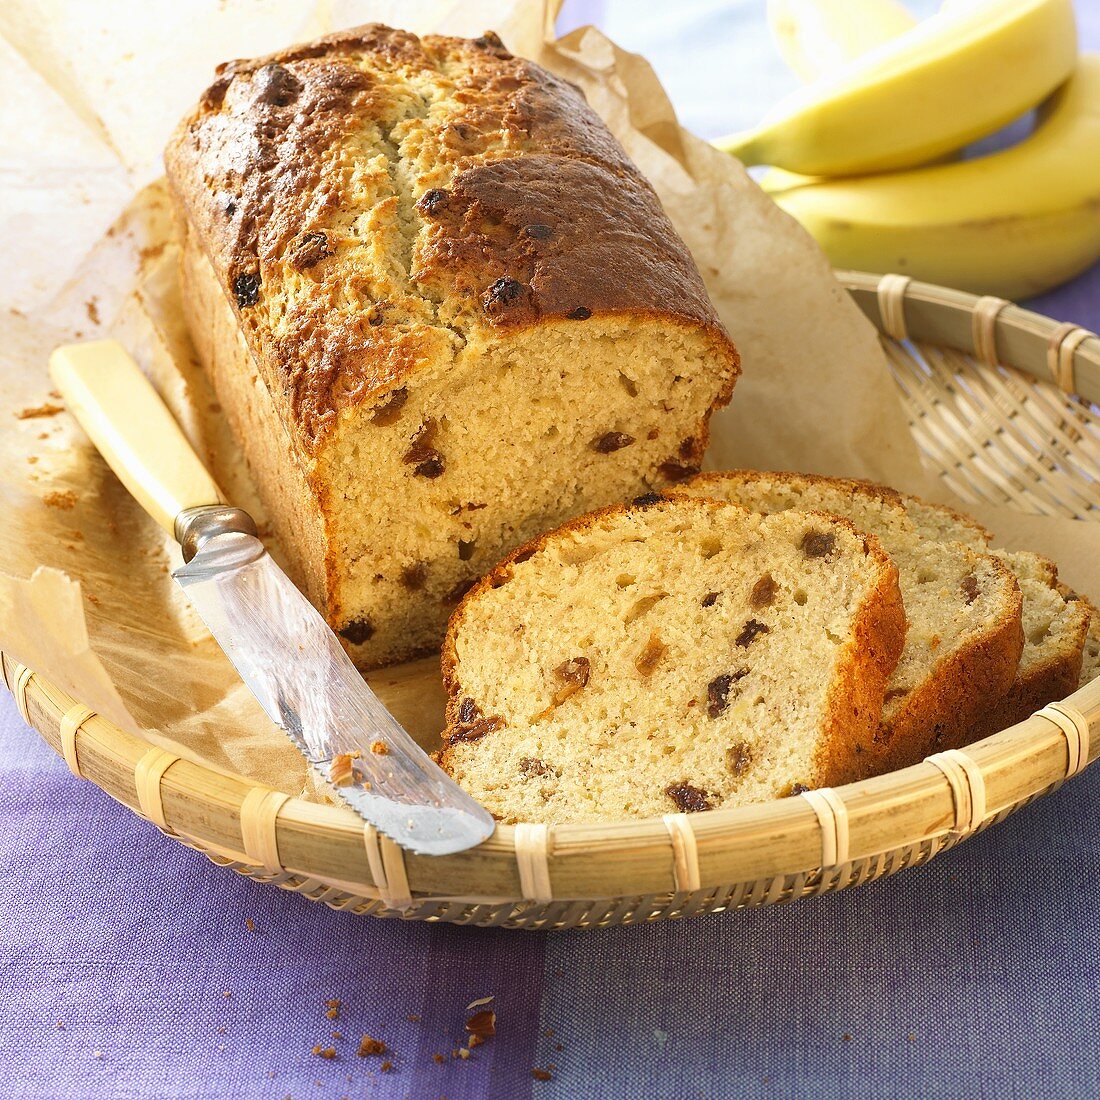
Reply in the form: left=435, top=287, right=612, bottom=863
left=458, top=1048, right=470, bottom=1060
left=357, top=1034, right=386, bottom=1057
left=312, top=1045, right=337, bottom=1059
left=223, top=991, right=232, bottom=998
left=325, top=998, right=341, bottom=1020
left=16, top=404, right=63, bottom=420
left=370, top=740, right=389, bottom=756
left=330, top=754, right=359, bottom=786
left=85, top=298, right=100, bottom=325
left=406, top=1014, right=421, bottom=1023
left=43, top=490, right=77, bottom=510
left=139, top=241, right=168, bottom=265
left=468, top=1034, right=484, bottom=1049
left=842, top=1033, right=852, bottom=1042
left=380, top=1061, right=393, bottom=1073
left=331, top=1031, right=342, bottom=1040
left=531, top=1068, right=552, bottom=1081
left=432, top=1053, right=444, bottom=1064
left=465, top=1009, right=495, bottom=1039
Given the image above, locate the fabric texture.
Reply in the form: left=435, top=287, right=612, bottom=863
left=3, top=2, right=1100, bottom=1097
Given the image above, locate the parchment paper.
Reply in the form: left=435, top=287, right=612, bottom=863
left=1, top=0, right=1095, bottom=801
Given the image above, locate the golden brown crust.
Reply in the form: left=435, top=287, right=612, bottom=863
left=1079, top=597, right=1100, bottom=688
left=439, top=496, right=906, bottom=790
left=685, top=469, right=908, bottom=513
left=814, top=539, right=906, bottom=785
left=952, top=579, right=1088, bottom=745
left=896, top=489, right=993, bottom=546
left=164, top=23, right=738, bottom=454
left=871, top=556, right=1024, bottom=770
left=179, top=226, right=330, bottom=606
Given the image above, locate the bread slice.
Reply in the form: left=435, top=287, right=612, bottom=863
left=438, top=495, right=905, bottom=824
left=166, top=26, right=739, bottom=668
left=899, top=497, right=1089, bottom=737
left=1079, top=599, right=1100, bottom=688
left=676, top=471, right=1023, bottom=770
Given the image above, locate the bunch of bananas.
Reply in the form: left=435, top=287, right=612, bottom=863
left=714, top=0, right=1099, bottom=299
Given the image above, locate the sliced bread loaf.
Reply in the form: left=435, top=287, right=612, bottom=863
left=677, top=471, right=1023, bottom=771
left=439, top=496, right=905, bottom=824
left=166, top=25, right=739, bottom=669
left=899, top=496, right=1089, bottom=738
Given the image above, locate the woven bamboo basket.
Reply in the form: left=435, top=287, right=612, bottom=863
left=5, top=271, right=1100, bottom=931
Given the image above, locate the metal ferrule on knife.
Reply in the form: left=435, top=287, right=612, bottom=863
left=175, top=505, right=258, bottom=563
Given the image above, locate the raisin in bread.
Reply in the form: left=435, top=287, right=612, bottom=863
left=438, top=495, right=904, bottom=824
left=165, top=25, right=739, bottom=669
left=677, top=471, right=1023, bottom=770
left=898, top=497, right=1089, bottom=737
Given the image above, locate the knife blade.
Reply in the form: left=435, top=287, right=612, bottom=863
left=49, top=340, right=495, bottom=856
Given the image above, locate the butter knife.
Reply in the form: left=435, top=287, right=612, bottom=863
left=50, top=340, right=495, bottom=856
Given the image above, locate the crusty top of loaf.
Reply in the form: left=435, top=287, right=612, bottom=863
left=165, top=24, right=737, bottom=452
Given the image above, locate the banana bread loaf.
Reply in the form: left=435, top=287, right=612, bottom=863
left=438, top=495, right=904, bottom=824
left=165, top=25, right=739, bottom=668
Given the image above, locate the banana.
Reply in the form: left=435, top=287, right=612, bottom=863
left=763, top=55, right=1100, bottom=300
left=767, top=0, right=916, bottom=83
left=716, top=0, right=1078, bottom=176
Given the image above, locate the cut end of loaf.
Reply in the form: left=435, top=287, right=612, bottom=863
left=325, top=318, right=736, bottom=667
left=438, top=497, right=904, bottom=824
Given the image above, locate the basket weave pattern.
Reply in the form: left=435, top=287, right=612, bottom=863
left=6, top=272, right=1100, bottom=930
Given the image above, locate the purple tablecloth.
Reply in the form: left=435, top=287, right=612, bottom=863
left=4, top=3, right=1100, bottom=1098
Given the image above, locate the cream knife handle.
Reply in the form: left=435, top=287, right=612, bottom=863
left=49, top=339, right=224, bottom=533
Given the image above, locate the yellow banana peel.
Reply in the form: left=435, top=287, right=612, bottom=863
left=718, top=0, right=1078, bottom=177
left=764, top=55, right=1100, bottom=300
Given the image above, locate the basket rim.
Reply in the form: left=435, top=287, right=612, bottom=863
left=837, top=270, right=1100, bottom=406
left=6, top=271, right=1100, bottom=923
